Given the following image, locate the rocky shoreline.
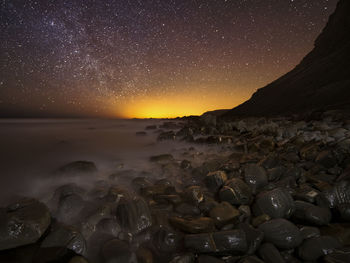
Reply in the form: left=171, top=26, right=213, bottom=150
left=1, top=113, right=350, bottom=263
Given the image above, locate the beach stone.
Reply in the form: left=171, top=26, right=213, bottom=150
left=323, top=247, right=350, bottom=263
left=136, top=247, right=153, bottom=263
left=238, top=256, right=264, bottom=263
left=219, top=178, right=253, bottom=206
left=41, top=224, right=86, bottom=255
left=152, top=226, right=182, bottom=253
left=169, top=253, right=195, bottom=263
left=253, top=188, right=294, bottom=219
left=116, top=197, right=152, bottom=234
left=157, top=131, right=176, bottom=141
left=57, top=161, right=97, bottom=175
left=292, top=200, right=332, bottom=226
left=175, top=203, right=201, bottom=216
left=169, top=217, right=215, bottom=234
left=258, top=243, right=285, bottom=263
left=184, top=186, right=204, bottom=204
left=184, top=229, right=247, bottom=254
left=56, top=194, right=86, bottom=223
left=239, top=222, right=264, bottom=255
left=258, top=219, right=302, bottom=249
left=209, top=202, right=240, bottom=228
left=299, top=226, right=321, bottom=239
left=252, top=214, right=271, bottom=227
left=96, top=218, right=121, bottom=237
left=198, top=255, right=225, bottom=263
left=0, top=198, right=51, bottom=250
left=205, top=171, right=227, bottom=192
left=244, top=164, right=268, bottom=192
left=101, top=239, right=137, bottom=263
left=298, top=236, right=342, bottom=261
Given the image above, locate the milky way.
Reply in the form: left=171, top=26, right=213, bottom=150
left=0, top=0, right=338, bottom=118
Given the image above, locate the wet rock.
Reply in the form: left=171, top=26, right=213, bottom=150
left=132, top=177, right=152, bottom=190
left=292, top=200, right=332, bottom=226
left=150, top=154, right=175, bottom=163
left=81, top=204, right=112, bottom=239
left=299, top=226, right=320, bottom=239
left=69, top=256, right=89, bottom=263
left=136, top=131, right=147, bottom=136
left=184, top=186, right=204, bottom=205
left=136, top=247, right=153, bottom=263
left=169, top=217, right=215, bottom=234
left=337, top=203, right=350, bottom=221
left=267, top=166, right=285, bottom=182
left=50, top=183, right=86, bottom=207
left=199, top=198, right=219, bottom=214
left=320, top=223, right=350, bottom=246
left=244, top=164, right=268, bottom=192
left=238, top=205, right=251, bottom=222
left=41, top=223, right=86, bottom=255
left=56, top=194, right=86, bottom=223
left=316, top=150, right=339, bottom=169
left=184, top=229, right=247, bottom=254
left=140, top=184, right=176, bottom=198
left=56, top=161, right=97, bottom=175
left=258, top=243, right=286, bottom=263
left=176, top=127, right=194, bottom=137
left=33, top=247, right=79, bottom=263
left=145, top=125, right=157, bottom=130
left=0, top=198, right=51, bottom=250
left=116, top=197, right=152, bottom=234
left=239, top=222, right=264, bottom=255
left=157, top=131, right=176, bottom=141
left=154, top=194, right=182, bottom=205
left=169, top=253, right=195, bottom=263
left=205, top=171, right=227, bottom=192
left=323, top=248, right=350, bottom=263
left=198, top=255, right=225, bottom=263
left=209, top=202, right=240, bottom=228
left=323, top=180, right=350, bottom=208
left=152, top=226, right=182, bottom=253
left=96, top=218, right=121, bottom=237
left=101, top=239, right=137, bottom=263
left=253, top=188, right=294, bottom=219
left=175, top=203, right=201, bottom=216
left=238, top=256, right=264, bottom=263
left=251, top=214, right=271, bottom=228
left=219, top=178, right=253, bottom=206
left=298, top=236, right=342, bottom=261
left=181, top=160, right=192, bottom=170
left=258, top=219, right=302, bottom=249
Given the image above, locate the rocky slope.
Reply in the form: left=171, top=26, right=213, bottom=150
left=224, top=0, right=350, bottom=118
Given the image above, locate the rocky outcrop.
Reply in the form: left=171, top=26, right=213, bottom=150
left=224, top=0, right=350, bottom=117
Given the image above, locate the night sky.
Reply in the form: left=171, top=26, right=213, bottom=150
left=0, top=0, right=338, bottom=118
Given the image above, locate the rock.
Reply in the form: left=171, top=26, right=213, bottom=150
left=299, top=226, right=321, bottom=239
left=0, top=198, right=51, bottom=250
left=337, top=203, right=350, bottom=221
left=219, top=178, right=253, bottom=206
left=56, top=194, right=86, bottom=223
left=140, top=184, right=176, bottom=198
left=258, top=243, right=286, bottom=263
left=238, top=222, right=264, bottom=255
left=184, top=229, right=247, bottom=254
left=244, top=164, right=268, bottom=192
left=238, top=205, right=251, bottom=222
left=157, top=131, right=176, bottom=141
left=56, top=161, right=97, bottom=175
left=320, top=223, right=350, bottom=246
left=169, top=253, right=195, bottom=263
left=69, top=256, right=89, bottom=263
left=81, top=204, right=112, bottom=239
left=150, top=154, right=175, bottom=163
left=41, top=224, right=86, bottom=255
left=209, top=202, right=240, bottom=228
left=175, top=203, right=201, bottom=216
left=136, top=131, right=147, bottom=136
left=316, top=150, right=339, bottom=169
left=298, top=236, right=343, bottom=261
left=132, top=177, right=152, bottom=190
left=96, top=218, right=121, bottom=237
left=323, top=247, right=350, bottom=263
left=323, top=180, right=350, bottom=208
left=199, top=198, right=219, bottom=215
left=251, top=214, right=271, bottom=227
left=116, top=197, right=152, bottom=234
left=169, top=217, right=215, bottom=234
left=238, top=256, right=264, bottom=263
left=145, top=125, right=157, bottom=130
left=198, top=255, right=225, bottom=263
left=136, top=247, right=153, bottom=263
left=181, top=160, right=192, bottom=170
left=253, top=188, right=294, bottom=219
left=183, top=186, right=204, bottom=204
left=101, top=239, right=137, bottom=263
left=258, top=219, right=302, bottom=249
left=152, top=226, right=182, bottom=253
left=292, top=200, right=332, bottom=226
left=205, top=171, right=227, bottom=192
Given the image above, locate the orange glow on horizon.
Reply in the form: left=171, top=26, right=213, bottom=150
left=111, top=90, right=249, bottom=119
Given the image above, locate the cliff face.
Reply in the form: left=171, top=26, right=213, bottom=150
left=225, top=0, right=350, bottom=117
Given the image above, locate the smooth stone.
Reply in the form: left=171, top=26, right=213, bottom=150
left=69, top=256, right=89, bottom=263
left=175, top=203, right=201, bottom=216
left=251, top=214, right=271, bottom=227
left=292, top=200, right=332, bottom=226
left=258, top=219, right=302, bottom=249
left=152, top=226, right=182, bottom=253
left=169, top=217, right=215, bottom=234
left=149, top=154, right=174, bottom=163
left=0, top=198, right=51, bottom=250
left=258, top=243, right=286, bottom=263
left=320, top=223, right=350, bottom=246
left=239, top=222, right=264, bottom=255
left=96, top=218, right=121, bottom=237
left=238, top=256, right=264, bottom=263
left=209, top=202, right=240, bottom=228
left=299, top=226, right=321, bottom=239
left=136, top=247, right=153, bottom=263
left=219, top=178, right=252, bottom=206
left=56, top=161, right=97, bottom=175
left=101, top=239, right=137, bottom=263
left=323, top=247, right=350, bottom=263
left=298, top=236, right=343, bottom=261
left=205, top=171, right=227, bottom=192
left=253, top=188, right=294, bottom=219
left=184, top=229, right=248, bottom=254
left=169, top=253, right=195, bottom=263
left=41, top=224, right=86, bottom=255
left=323, top=180, right=350, bottom=208
left=198, top=255, right=225, bottom=263
left=56, top=194, right=86, bottom=223
left=183, top=186, right=204, bottom=204
left=244, top=164, right=268, bottom=192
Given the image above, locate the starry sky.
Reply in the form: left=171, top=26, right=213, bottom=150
left=0, top=0, right=338, bottom=118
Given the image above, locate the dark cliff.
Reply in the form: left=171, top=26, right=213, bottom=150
left=224, top=0, right=350, bottom=118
